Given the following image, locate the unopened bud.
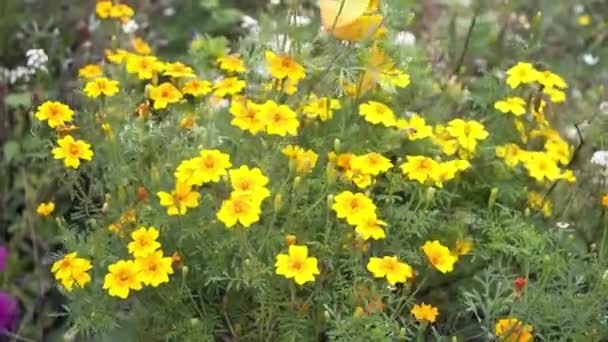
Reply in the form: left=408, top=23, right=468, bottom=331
left=327, top=194, right=334, bottom=209
left=354, top=306, right=365, bottom=318
left=323, top=310, right=331, bottom=320
left=274, top=193, right=283, bottom=211
left=488, top=187, right=498, bottom=208
left=118, top=186, right=127, bottom=204
left=285, top=234, right=297, bottom=246
left=333, top=138, right=341, bottom=152
left=182, top=266, right=189, bottom=275
left=326, top=165, right=337, bottom=185
left=293, top=176, right=302, bottom=191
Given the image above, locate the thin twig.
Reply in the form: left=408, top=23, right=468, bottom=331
left=451, top=12, right=478, bottom=76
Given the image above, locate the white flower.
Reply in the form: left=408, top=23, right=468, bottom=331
left=600, top=102, right=608, bottom=115
left=591, top=151, right=608, bottom=167
left=241, top=15, right=259, bottom=29
left=395, top=31, right=416, bottom=46
left=163, top=7, right=176, bottom=16
left=270, top=0, right=281, bottom=5
left=122, top=20, right=139, bottom=34
left=582, top=53, right=599, bottom=66
left=26, top=49, right=48, bottom=71
left=556, top=222, right=570, bottom=229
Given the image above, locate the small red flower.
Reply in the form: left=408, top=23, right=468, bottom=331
left=514, top=277, right=528, bottom=292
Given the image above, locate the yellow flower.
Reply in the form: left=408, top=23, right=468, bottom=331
left=545, top=138, right=572, bottom=166
left=105, top=49, right=130, bottom=64
left=131, top=37, right=152, bottom=55
left=229, top=98, right=265, bottom=134
left=496, top=144, right=525, bottom=168
left=302, top=95, right=341, bottom=122
left=432, top=125, right=459, bottom=156
left=179, top=113, right=196, bottom=130
left=536, top=70, right=567, bottom=89
left=51, top=252, right=92, bottom=291
left=217, top=54, right=247, bottom=73
left=350, top=152, right=393, bottom=176
left=354, top=214, right=386, bottom=240
left=78, top=64, right=103, bottom=78
left=126, top=55, right=164, bottom=79
left=422, top=240, right=457, bottom=273
left=577, top=14, right=591, bottom=26
left=454, top=239, right=473, bottom=257
left=52, top=135, right=93, bottom=169
left=366, top=256, right=413, bottom=285
left=542, top=86, right=566, bottom=103
left=359, top=101, right=396, bottom=127
left=330, top=14, right=386, bottom=42
left=96, top=1, right=113, bottom=18
left=495, top=318, right=534, bottom=342
left=434, top=160, right=470, bottom=187
left=522, top=152, right=561, bottom=182
left=84, top=77, right=120, bottom=98
left=332, top=191, right=376, bottom=225
left=182, top=79, right=212, bottom=97
left=275, top=245, right=320, bottom=285
left=111, top=4, right=134, bottom=21
left=134, top=251, right=174, bottom=287
left=527, top=191, right=552, bottom=217
left=128, top=226, right=161, bottom=257
left=229, top=165, right=271, bottom=203
left=282, top=145, right=318, bottom=174
left=175, top=150, right=232, bottom=186
left=164, top=61, right=196, bottom=78
left=446, top=119, right=489, bottom=153
left=259, top=100, right=299, bottom=136
left=213, top=77, right=246, bottom=97
left=103, top=260, right=142, bottom=299
left=157, top=182, right=200, bottom=216
left=35, top=101, right=74, bottom=128
left=265, top=50, right=306, bottom=82
left=411, top=303, right=439, bottom=323
left=217, top=194, right=262, bottom=228
left=602, top=194, right=608, bottom=208
left=396, top=114, right=433, bottom=141
left=506, top=62, right=539, bottom=89
left=399, top=156, right=440, bottom=185
left=149, top=82, right=183, bottom=109
left=36, top=202, right=55, bottom=216
left=494, top=97, right=527, bottom=116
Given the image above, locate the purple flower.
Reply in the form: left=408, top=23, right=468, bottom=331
left=0, top=246, right=7, bottom=273
left=0, top=292, right=19, bottom=332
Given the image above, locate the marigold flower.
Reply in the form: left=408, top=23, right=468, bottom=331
left=332, top=191, right=376, bottom=225
left=543, top=86, right=566, bottom=103
left=259, top=100, right=299, bottom=137
left=149, top=82, right=183, bottom=109
left=282, top=145, right=318, bottom=174
left=536, top=70, right=567, bottom=89
left=454, top=239, right=473, bottom=257
left=106, top=49, right=130, bottom=64
left=495, top=318, right=534, bottom=342
left=134, top=251, right=174, bottom=287
left=302, top=95, right=341, bottom=122
left=36, top=202, right=55, bottom=217
left=432, top=125, right=459, bottom=156
left=35, top=101, right=74, bottom=128
left=422, top=240, right=457, bottom=273
left=350, top=152, right=392, bottom=176
left=217, top=194, right=262, bottom=228
left=275, top=245, right=320, bottom=285
left=330, top=14, right=386, bottom=42
left=157, top=182, right=200, bottom=216
left=96, top=1, right=113, bottom=18
left=366, top=256, right=413, bottom=285
left=217, top=54, right=247, bottom=73
left=494, top=97, right=527, bottom=116
left=182, top=79, right=212, bottom=97
left=111, top=4, right=134, bottom=21
left=544, top=137, right=572, bottom=166
left=354, top=214, right=386, bottom=240
left=602, top=194, right=608, bottom=208
left=265, top=50, right=306, bottom=82
left=229, top=98, right=265, bottom=134
left=446, top=119, right=489, bottom=153
left=175, top=150, right=232, bottom=186
left=359, top=101, right=396, bottom=127
left=229, top=165, right=270, bottom=203
left=131, top=37, right=152, bottom=55
left=128, top=226, right=161, bottom=257
left=164, top=61, right=196, bottom=78
left=506, top=62, right=539, bottom=89
left=51, top=252, right=92, bottom=291
left=411, top=303, right=439, bottom=323
left=51, top=135, right=93, bottom=169
left=103, top=260, right=142, bottom=299
left=213, top=77, right=246, bottom=98
left=78, top=64, right=103, bottom=78
left=84, top=77, right=120, bottom=98
left=396, top=114, right=433, bottom=141
left=126, top=55, right=164, bottom=79
left=496, top=144, right=525, bottom=168
left=522, top=152, right=561, bottom=182
left=399, top=156, right=440, bottom=185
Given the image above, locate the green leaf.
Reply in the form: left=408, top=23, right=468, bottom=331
left=3, top=140, right=20, bottom=163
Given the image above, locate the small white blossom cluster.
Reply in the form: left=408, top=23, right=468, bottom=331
left=0, top=48, right=48, bottom=85
left=591, top=151, right=608, bottom=168
left=122, top=20, right=139, bottom=34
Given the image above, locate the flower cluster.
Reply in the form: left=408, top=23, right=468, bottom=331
left=51, top=253, right=92, bottom=292
left=217, top=165, right=270, bottom=228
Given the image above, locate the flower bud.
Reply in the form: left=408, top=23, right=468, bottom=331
left=327, top=194, right=334, bottom=209
left=190, top=318, right=200, bottom=326
left=181, top=266, right=189, bottom=276
left=293, top=176, right=302, bottom=191
left=354, top=306, right=365, bottom=318
left=118, top=186, right=127, bottom=204
left=274, top=193, right=283, bottom=211
left=323, top=310, right=331, bottom=320
left=488, top=187, right=498, bottom=208
left=137, top=186, right=148, bottom=202
left=333, top=138, right=341, bottom=152
left=326, top=165, right=337, bottom=185
left=150, top=166, right=160, bottom=187
left=424, top=187, right=435, bottom=202
left=285, top=234, right=297, bottom=246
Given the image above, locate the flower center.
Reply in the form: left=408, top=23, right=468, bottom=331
left=68, top=143, right=80, bottom=157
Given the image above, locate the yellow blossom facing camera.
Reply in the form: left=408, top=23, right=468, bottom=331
left=128, top=226, right=161, bottom=257
left=134, top=251, right=174, bottom=287
left=496, top=144, right=526, bottom=168
left=522, top=152, right=561, bottom=182
left=422, top=240, right=457, bottom=273
left=275, top=245, right=320, bottom=285
left=229, top=165, right=271, bottom=203
left=506, top=62, right=539, bottom=89
left=367, top=256, right=413, bottom=285
left=230, top=98, right=266, bottom=134
left=217, top=54, right=247, bottom=73
left=35, top=101, right=74, bottom=128
left=51, top=252, right=92, bottom=291
left=350, top=152, right=393, bottom=176
left=259, top=100, right=299, bottom=137
left=126, top=55, right=164, bottom=80
left=217, top=194, right=262, bottom=228
left=354, top=214, right=386, bottom=240
left=494, top=97, right=527, bottom=116
left=396, top=114, right=433, bottom=141
left=149, top=82, right=183, bottom=109
left=103, top=260, right=142, bottom=299
left=95, top=1, right=113, bottom=18
left=411, top=303, right=439, bottom=323
left=175, top=149, right=232, bottom=186
left=446, top=119, right=489, bottom=154
left=131, top=37, right=152, bottom=55
left=36, top=202, right=55, bottom=217
left=359, top=101, right=396, bottom=127
left=495, top=318, right=534, bottom=342
left=164, top=61, right=196, bottom=78
left=84, top=77, right=120, bottom=98
left=282, top=145, right=318, bottom=174
left=111, top=3, right=134, bottom=21
left=332, top=191, right=376, bottom=225
left=52, top=135, right=94, bottom=169
left=265, top=50, right=306, bottom=82
left=400, top=156, right=440, bottom=185
left=213, top=77, right=246, bottom=97
left=182, top=79, right=212, bottom=97
left=302, top=95, right=341, bottom=122
left=157, top=182, right=200, bottom=216
left=78, top=64, right=103, bottom=78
